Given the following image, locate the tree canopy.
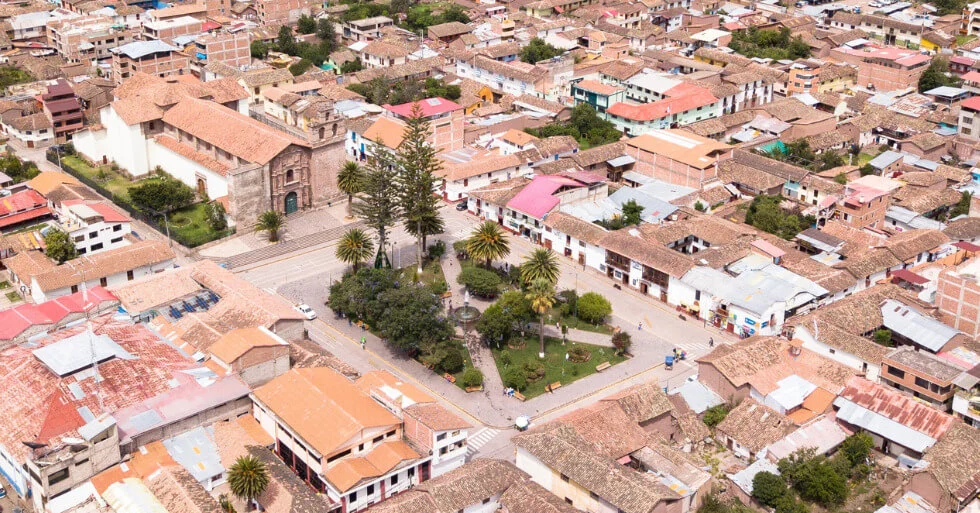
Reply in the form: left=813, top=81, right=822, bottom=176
left=44, top=229, right=78, bottom=264
left=525, top=104, right=621, bottom=148
left=353, top=146, right=401, bottom=268
left=744, top=195, right=814, bottom=240
left=347, top=77, right=461, bottom=105
left=128, top=175, right=194, bottom=215
left=520, top=37, right=564, bottom=63
left=918, top=57, right=962, bottom=92
left=729, top=27, right=811, bottom=60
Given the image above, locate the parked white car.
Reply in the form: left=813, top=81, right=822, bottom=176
left=295, top=304, right=317, bottom=320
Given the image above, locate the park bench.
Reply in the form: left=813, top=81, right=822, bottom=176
left=595, top=361, right=612, bottom=372
left=465, top=385, right=483, bottom=393
left=547, top=381, right=562, bottom=392
left=513, top=391, right=526, bottom=401
left=443, top=373, right=456, bottom=383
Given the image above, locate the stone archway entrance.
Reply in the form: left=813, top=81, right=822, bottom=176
left=285, top=191, right=298, bottom=214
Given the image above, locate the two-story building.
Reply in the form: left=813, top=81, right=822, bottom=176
left=570, top=79, right=625, bottom=115
left=251, top=368, right=469, bottom=513
left=56, top=200, right=131, bottom=255
left=110, top=40, right=188, bottom=85
left=343, top=16, right=394, bottom=42
left=880, top=347, right=964, bottom=411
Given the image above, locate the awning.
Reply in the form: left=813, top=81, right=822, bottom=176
left=0, top=206, right=50, bottom=229
left=606, top=155, right=636, bottom=167
left=891, top=268, right=928, bottom=285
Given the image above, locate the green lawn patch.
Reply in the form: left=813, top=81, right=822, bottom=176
left=62, top=156, right=138, bottom=202
left=165, top=202, right=233, bottom=247
left=400, top=259, right=447, bottom=294
left=0, top=281, right=10, bottom=289
left=857, top=153, right=877, bottom=166
left=545, top=307, right=614, bottom=335
left=957, top=34, right=978, bottom=46
left=5, top=291, right=20, bottom=302
left=4, top=222, right=47, bottom=235
left=492, top=336, right=626, bottom=399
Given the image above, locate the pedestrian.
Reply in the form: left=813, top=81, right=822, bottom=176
left=638, top=321, right=643, bottom=331
left=361, top=336, right=366, bottom=349
left=709, top=337, right=714, bottom=348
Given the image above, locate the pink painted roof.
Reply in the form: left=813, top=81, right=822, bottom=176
left=951, top=56, right=975, bottom=66
left=384, top=97, right=462, bottom=118
left=751, top=239, right=786, bottom=259
left=607, top=90, right=718, bottom=121
left=507, top=175, right=584, bottom=219
left=962, top=71, right=980, bottom=83
left=0, top=286, right=116, bottom=340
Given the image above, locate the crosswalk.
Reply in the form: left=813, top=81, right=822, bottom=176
left=466, top=427, right=500, bottom=457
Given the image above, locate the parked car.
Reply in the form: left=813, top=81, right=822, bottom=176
left=455, top=201, right=468, bottom=211
left=295, top=304, right=317, bottom=320
left=0, top=484, right=7, bottom=498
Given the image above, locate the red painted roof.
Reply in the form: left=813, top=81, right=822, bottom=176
left=62, top=200, right=130, bottom=223
left=962, top=71, right=980, bottom=83
left=0, top=189, right=46, bottom=216
left=0, top=286, right=116, bottom=340
left=201, top=21, right=221, bottom=31
left=891, top=268, right=928, bottom=285
left=953, top=240, right=980, bottom=252
left=962, top=96, right=980, bottom=112
left=384, top=97, right=462, bottom=118
left=0, top=206, right=50, bottom=228
left=950, top=56, right=975, bottom=66
left=607, top=90, right=718, bottom=121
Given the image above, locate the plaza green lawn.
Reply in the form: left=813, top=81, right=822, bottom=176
left=62, top=156, right=139, bottom=202
left=491, top=336, right=626, bottom=399
left=544, top=306, right=615, bottom=335
left=166, top=203, right=231, bottom=247
left=400, top=259, right=448, bottom=293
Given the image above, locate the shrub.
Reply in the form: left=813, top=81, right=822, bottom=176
left=428, top=240, right=446, bottom=260
left=522, top=360, right=546, bottom=379
left=437, top=349, right=465, bottom=374
left=500, top=350, right=512, bottom=366
left=612, top=331, right=632, bottom=355
left=873, top=329, right=893, bottom=346
left=576, top=292, right=612, bottom=324
left=452, top=240, right=468, bottom=257
left=839, top=432, right=874, bottom=468
left=458, top=266, right=502, bottom=298
left=502, top=367, right=527, bottom=390
left=461, top=368, right=483, bottom=387
left=703, top=404, right=730, bottom=427
left=205, top=201, right=228, bottom=231
left=774, top=495, right=809, bottom=513
left=752, top=471, right=787, bottom=507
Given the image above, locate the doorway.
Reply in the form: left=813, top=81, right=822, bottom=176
left=196, top=177, right=206, bottom=196
left=285, top=191, right=298, bottom=214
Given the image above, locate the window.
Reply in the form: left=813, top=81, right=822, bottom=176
left=436, top=433, right=447, bottom=441
left=373, top=435, right=384, bottom=443
left=113, top=224, right=122, bottom=232
left=348, top=492, right=357, bottom=503
left=886, top=366, right=905, bottom=379
left=590, top=492, right=599, bottom=500
left=915, top=377, right=930, bottom=389
left=90, top=243, right=103, bottom=251
left=386, top=429, right=396, bottom=437
left=327, top=449, right=352, bottom=463
left=71, top=285, right=79, bottom=293
left=358, top=443, right=364, bottom=451
left=367, top=484, right=375, bottom=495
left=286, top=169, right=295, bottom=183
left=408, top=468, right=415, bottom=478
left=89, top=231, right=98, bottom=239
left=565, top=498, right=574, bottom=506
left=48, top=468, right=70, bottom=486
left=74, top=235, right=84, bottom=242
left=560, top=474, right=569, bottom=482
left=126, top=270, right=134, bottom=281
left=391, top=474, right=398, bottom=485
left=100, top=277, right=107, bottom=287
left=111, top=237, right=123, bottom=244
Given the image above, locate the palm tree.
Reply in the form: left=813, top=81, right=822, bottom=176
left=521, top=248, right=560, bottom=286
left=466, top=221, right=510, bottom=268
left=336, top=228, right=374, bottom=272
left=526, top=278, right=555, bottom=358
left=337, top=161, right=364, bottom=217
left=227, top=455, right=269, bottom=511
left=255, top=210, right=285, bottom=243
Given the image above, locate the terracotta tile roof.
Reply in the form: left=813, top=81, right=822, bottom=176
left=7, top=112, right=51, bottom=131
left=933, top=164, right=971, bottom=185
left=426, top=21, right=472, bottom=38
left=716, top=399, right=794, bottom=453
left=361, top=40, right=411, bottom=58
left=162, top=98, right=303, bottom=165
left=883, top=229, right=950, bottom=262
left=543, top=211, right=608, bottom=246
left=325, top=440, right=420, bottom=492
left=239, top=67, right=293, bottom=88
left=833, top=247, right=900, bottom=280
left=153, top=135, right=230, bottom=176
left=12, top=240, right=175, bottom=293
left=252, top=368, right=401, bottom=458
left=556, top=401, right=653, bottom=459
left=599, top=230, right=695, bottom=277
left=838, top=376, right=954, bottom=440
left=468, top=176, right=530, bottom=205
left=922, top=423, right=980, bottom=502
left=147, top=465, right=224, bottom=513
left=601, top=380, right=673, bottom=424
left=892, top=186, right=962, bottom=215
left=625, top=129, right=731, bottom=170
left=439, top=152, right=521, bottom=182
left=718, top=158, right=785, bottom=191
left=570, top=141, right=625, bottom=167
left=209, top=327, right=285, bottom=364
left=403, top=402, right=471, bottom=431
left=363, top=116, right=407, bottom=149
left=497, top=479, right=581, bottom=513
left=943, top=216, right=980, bottom=240
left=697, top=336, right=854, bottom=394
left=513, top=424, right=674, bottom=513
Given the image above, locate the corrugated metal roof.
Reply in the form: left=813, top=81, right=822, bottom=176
left=669, top=379, right=724, bottom=414
left=163, top=426, right=224, bottom=482
left=834, top=396, right=937, bottom=452
left=880, top=299, right=960, bottom=352
left=765, top=375, right=817, bottom=412
left=727, top=458, right=780, bottom=496
left=764, top=415, right=848, bottom=461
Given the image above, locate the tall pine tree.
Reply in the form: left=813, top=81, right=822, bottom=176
left=354, top=143, right=402, bottom=268
left=397, top=103, right=444, bottom=274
